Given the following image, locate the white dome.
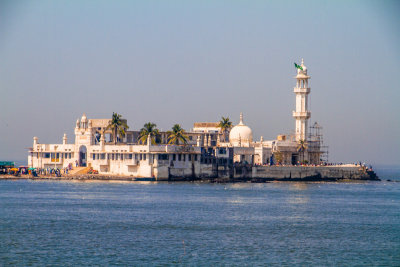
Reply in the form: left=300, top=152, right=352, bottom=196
left=297, top=58, right=308, bottom=75
left=229, top=113, right=253, bottom=147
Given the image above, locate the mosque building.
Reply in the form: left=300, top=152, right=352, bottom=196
left=28, top=60, right=326, bottom=179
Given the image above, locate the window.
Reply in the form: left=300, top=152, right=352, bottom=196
left=188, top=154, right=192, bottom=161
left=140, top=154, right=142, bottom=161
left=189, top=136, right=193, bottom=141
left=158, top=154, right=169, bottom=160
left=183, top=154, right=186, bottom=161
left=173, top=154, right=176, bottom=161
left=93, top=154, right=95, bottom=160
left=178, top=154, right=181, bottom=161
left=112, top=154, right=115, bottom=160
left=143, top=154, right=146, bottom=160
left=128, top=154, right=133, bottom=159
left=194, top=155, right=198, bottom=161
left=44, top=153, right=50, bottom=158
left=101, top=153, right=105, bottom=160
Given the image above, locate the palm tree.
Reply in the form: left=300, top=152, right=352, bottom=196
left=138, top=122, right=159, bottom=145
left=167, top=124, right=188, bottom=145
left=106, top=112, right=129, bottom=145
left=218, top=116, right=232, bottom=142
left=297, top=139, right=308, bottom=164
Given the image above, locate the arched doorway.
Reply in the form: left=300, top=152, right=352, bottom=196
left=79, top=145, right=87, bottom=167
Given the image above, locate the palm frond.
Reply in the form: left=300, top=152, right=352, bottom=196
left=106, top=112, right=129, bottom=144
left=167, top=124, right=188, bottom=145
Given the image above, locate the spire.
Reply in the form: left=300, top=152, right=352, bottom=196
left=239, top=112, right=244, bottom=125
left=196, top=135, right=201, bottom=147
left=147, top=133, right=151, bottom=146
left=100, top=132, right=105, bottom=151
left=301, top=58, right=304, bottom=65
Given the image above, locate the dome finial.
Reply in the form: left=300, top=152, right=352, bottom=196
left=301, top=58, right=304, bottom=65
left=239, top=112, right=243, bottom=125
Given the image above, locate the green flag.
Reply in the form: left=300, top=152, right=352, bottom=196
left=294, top=63, right=303, bottom=71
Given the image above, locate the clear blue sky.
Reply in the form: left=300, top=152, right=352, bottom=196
left=1, top=0, right=399, bottom=165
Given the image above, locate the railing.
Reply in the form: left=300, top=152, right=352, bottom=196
left=149, top=146, right=167, bottom=152
left=293, top=87, right=310, bottom=94
left=123, top=158, right=138, bottom=166
left=292, top=111, right=311, bottom=118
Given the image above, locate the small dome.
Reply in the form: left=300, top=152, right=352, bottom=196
left=297, top=58, right=308, bottom=75
left=229, top=113, right=253, bottom=147
left=81, top=113, right=88, bottom=122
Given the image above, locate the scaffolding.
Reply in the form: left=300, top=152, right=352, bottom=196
left=308, top=122, right=329, bottom=163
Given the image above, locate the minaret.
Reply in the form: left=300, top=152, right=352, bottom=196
left=293, top=59, right=311, bottom=141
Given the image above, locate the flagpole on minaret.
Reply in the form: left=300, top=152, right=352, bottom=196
left=293, top=59, right=311, bottom=141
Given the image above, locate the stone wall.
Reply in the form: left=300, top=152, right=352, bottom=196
left=251, top=166, right=378, bottom=181
left=160, top=164, right=379, bottom=181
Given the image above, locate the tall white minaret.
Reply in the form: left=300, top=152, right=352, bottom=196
left=293, top=59, right=311, bottom=141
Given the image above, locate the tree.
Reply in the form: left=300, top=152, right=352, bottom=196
left=297, top=139, right=308, bottom=164
left=218, top=116, right=232, bottom=142
left=138, top=122, right=159, bottom=145
left=106, top=112, right=129, bottom=145
left=167, top=124, right=188, bottom=145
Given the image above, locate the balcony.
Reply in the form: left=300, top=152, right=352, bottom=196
left=292, top=111, right=311, bottom=118
left=124, top=158, right=138, bottom=166
left=98, top=159, right=109, bottom=166
left=293, top=87, right=310, bottom=94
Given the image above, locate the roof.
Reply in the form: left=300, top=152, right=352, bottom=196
left=193, top=122, right=220, bottom=128
left=90, top=119, right=112, bottom=128
left=90, top=119, right=128, bottom=128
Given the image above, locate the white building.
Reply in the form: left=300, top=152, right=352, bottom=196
left=28, top=59, right=324, bottom=178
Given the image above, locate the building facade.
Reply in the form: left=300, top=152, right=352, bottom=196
left=28, top=59, right=325, bottom=178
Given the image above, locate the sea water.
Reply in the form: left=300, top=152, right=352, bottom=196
left=0, top=172, right=399, bottom=266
